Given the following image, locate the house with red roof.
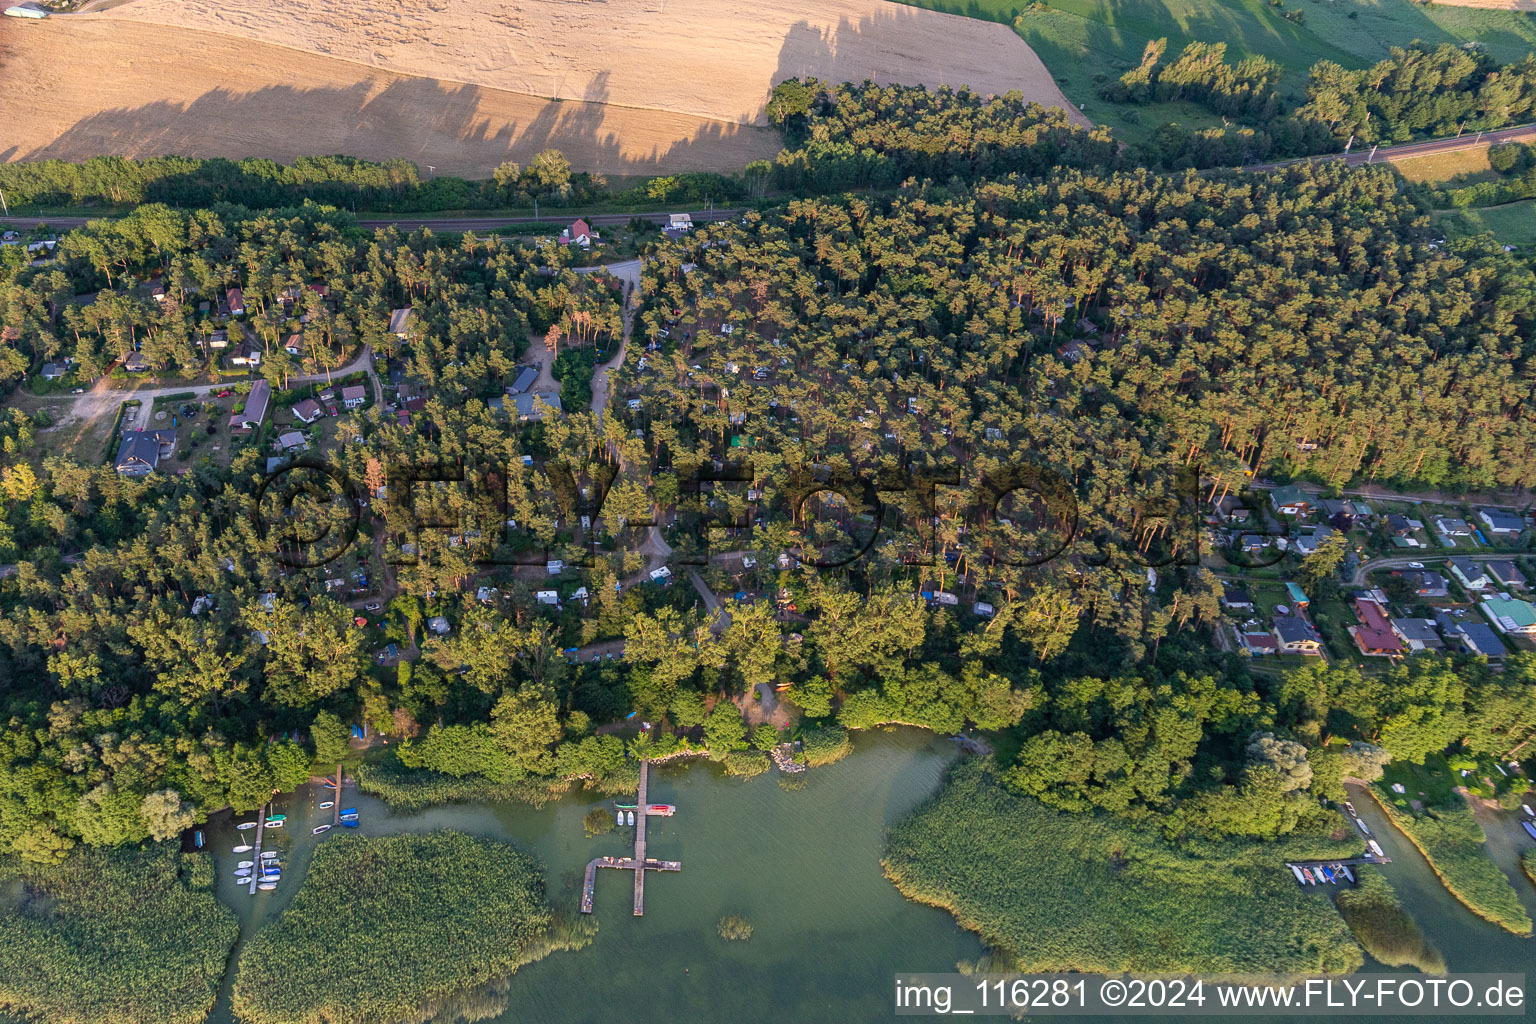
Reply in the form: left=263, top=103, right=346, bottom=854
left=560, top=219, right=599, bottom=248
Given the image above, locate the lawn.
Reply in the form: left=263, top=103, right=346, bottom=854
left=894, top=0, right=1536, bottom=138
left=1435, top=200, right=1536, bottom=246
left=1391, top=144, right=1497, bottom=184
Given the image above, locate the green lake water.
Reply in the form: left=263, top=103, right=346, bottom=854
left=205, top=728, right=983, bottom=1024
left=200, top=737, right=1536, bottom=1024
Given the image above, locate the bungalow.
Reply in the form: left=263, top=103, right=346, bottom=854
left=291, top=399, right=324, bottom=425
left=560, top=218, right=599, bottom=247
left=513, top=391, right=562, bottom=421
left=277, top=430, right=307, bottom=452
left=341, top=385, right=367, bottom=409
left=1221, top=584, right=1255, bottom=612
left=1384, top=513, right=1415, bottom=537
left=1391, top=617, right=1444, bottom=652
left=226, top=287, right=246, bottom=316
left=1212, top=494, right=1251, bottom=524
left=1238, top=533, right=1275, bottom=555
left=1294, top=527, right=1333, bottom=556
left=1350, top=597, right=1404, bottom=657
left=1487, top=560, right=1528, bottom=590
left=1434, top=515, right=1473, bottom=539
left=228, top=340, right=262, bottom=367
left=206, top=329, right=229, bottom=350
left=1319, top=498, right=1372, bottom=527
left=283, top=333, right=303, bottom=356
left=1273, top=615, right=1324, bottom=656
left=1240, top=630, right=1279, bottom=656
left=1269, top=485, right=1313, bottom=517
left=1477, top=508, right=1526, bottom=537
left=113, top=429, right=176, bottom=476
left=388, top=307, right=413, bottom=338
left=148, top=280, right=166, bottom=302
left=40, top=361, right=69, bottom=380
left=668, top=212, right=693, bottom=232
left=428, top=615, right=451, bottom=636
left=229, top=379, right=271, bottom=433
left=123, top=351, right=150, bottom=373
left=1398, top=570, right=1450, bottom=598
left=506, top=366, right=539, bottom=395
left=1454, top=621, right=1507, bottom=661
left=1449, top=557, right=1492, bottom=591
left=1480, top=594, right=1536, bottom=637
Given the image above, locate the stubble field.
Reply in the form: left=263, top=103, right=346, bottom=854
left=1, top=0, right=1086, bottom=177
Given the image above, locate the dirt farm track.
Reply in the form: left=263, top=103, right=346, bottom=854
left=0, top=0, right=1085, bottom=178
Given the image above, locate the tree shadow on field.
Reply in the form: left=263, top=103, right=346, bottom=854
left=3, top=72, right=780, bottom=178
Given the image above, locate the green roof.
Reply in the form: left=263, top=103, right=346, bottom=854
left=1270, top=485, right=1311, bottom=511
left=1483, top=595, right=1536, bottom=629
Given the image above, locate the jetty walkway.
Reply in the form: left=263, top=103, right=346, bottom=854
left=579, top=759, right=680, bottom=916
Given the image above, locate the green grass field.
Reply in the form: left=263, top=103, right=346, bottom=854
left=894, top=0, right=1536, bottom=139
left=1434, top=200, right=1536, bottom=245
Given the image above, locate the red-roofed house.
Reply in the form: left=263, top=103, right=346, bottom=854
left=1350, top=597, right=1404, bottom=657
left=561, top=219, right=599, bottom=248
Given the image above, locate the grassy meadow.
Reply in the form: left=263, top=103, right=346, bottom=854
left=883, top=759, right=1363, bottom=974
left=0, top=845, right=238, bottom=1024
left=893, top=0, right=1536, bottom=140
left=1434, top=201, right=1536, bottom=245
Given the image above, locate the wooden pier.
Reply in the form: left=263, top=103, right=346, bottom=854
left=579, top=759, right=680, bottom=916
left=247, top=803, right=267, bottom=896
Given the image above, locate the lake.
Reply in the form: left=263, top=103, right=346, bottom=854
left=206, top=728, right=983, bottom=1024
left=202, top=736, right=1534, bottom=1024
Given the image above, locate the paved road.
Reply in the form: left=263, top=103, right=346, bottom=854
left=1247, top=478, right=1531, bottom=512
left=2, top=208, right=745, bottom=233
left=1245, top=122, right=1536, bottom=173
left=1350, top=551, right=1514, bottom=587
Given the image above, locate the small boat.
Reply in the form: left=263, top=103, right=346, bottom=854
left=233, top=843, right=252, bottom=853
left=1301, top=868, right=1316, bottom=885
left=1367, top=840, right=1385, bottom=858
left=237, top=822, right=257, bottom=831
left=1337, top=864, right=1355, bottom=883
left=260, top=851, right=280, bottom=859
left=266, top=814, right=287, bottom=822
left=319, top=801, right=334, bottom=809
left=1523, top=804, right=1533, bottom=818
left=313, top=824, right=332, bottom=835
left=1321, top=866, right=1336, bottom=883
left=234, top=870, right=252, bottom=878
left=615, top=809, right=623, bottom=826
left=1357, top=820, right=1371, bottom=836
left=258, top=882, right=278, bottom=891
left=193, top=830, right=205, bottom=849
left=646, top=804, right=676, bottom=816
left=339, top=808, right=356, bottom=816
left=265, top=820, right=284, bottom=828
left=1290, top=865, right=1305, bottom=885
left=341, top=820, right=360, bottom=828
left=626, top=810, right=634, bottom=826
left=1343, top=801, right=1356, bottom=815
left=1523, top=821, right=1536, bottom=841
left=237, top=861, right=254, bottom=869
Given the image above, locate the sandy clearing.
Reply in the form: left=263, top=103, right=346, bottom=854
left=0, top=20, right=781, bottom=176
left=85, top=0, right=1087, bottom=128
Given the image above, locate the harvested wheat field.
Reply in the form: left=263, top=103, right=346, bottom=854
left=84, top=0, right=1083, bottom=127
left=0, top=19, right=780, bottom=176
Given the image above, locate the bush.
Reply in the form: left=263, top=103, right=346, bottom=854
left=722, top=749, right=771, bottom=778
left=798, top=723, right=853, bottom=767
left=583, top=806, right=615, bottom=835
